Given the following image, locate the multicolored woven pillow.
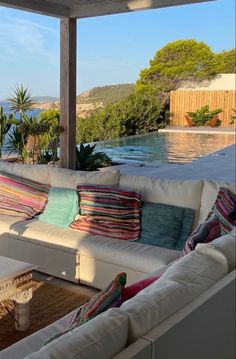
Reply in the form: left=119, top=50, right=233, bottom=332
left=210, top=187, right=236, bottom=235
left=66, top=272, right=127, bottom=332
left=0, top=171, right=50, bottom=219
left=181, top=214, right=221, bottom=256
left=70, top=185, right=141, bottom=240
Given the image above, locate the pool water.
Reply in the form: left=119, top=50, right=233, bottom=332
left=95, top=131, right=235, bottom=164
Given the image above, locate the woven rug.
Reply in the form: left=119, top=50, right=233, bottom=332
left=0, top=281, right=90, bottom=351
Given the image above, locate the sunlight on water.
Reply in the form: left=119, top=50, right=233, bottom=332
left=95, top=132, right=235, bottom=164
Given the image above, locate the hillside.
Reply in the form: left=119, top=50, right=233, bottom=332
left=77, top=84, right=134, bottom=106
left=34, top=84, right=134, bottom=118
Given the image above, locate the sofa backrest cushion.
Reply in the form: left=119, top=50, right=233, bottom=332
left=0, top=161, right=50, bottom=185
left=119, top=175, right=203, bottom=228
left=50, top=167, right=120, bottom=189
left=198, top=180, right=236, bottom=225
left=24, top=309, right=128, bottom=359
left=119, top=244, right=228, bottom=343
left=137, top=202, right=194, bottom=250
left=196, top=229, right=236, bottom=272
left=38, top=187, right=78, bottom=228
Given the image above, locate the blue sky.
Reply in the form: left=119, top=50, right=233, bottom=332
left=0, top=0, right=235, bottom=99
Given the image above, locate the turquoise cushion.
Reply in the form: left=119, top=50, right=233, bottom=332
left=137, top=202, right=194, bottom=250
left=38, top=187, right=78, bottom=228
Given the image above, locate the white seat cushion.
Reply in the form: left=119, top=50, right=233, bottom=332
left=50, top=167, right=120, bottom=189
left=79, top=235, right=180, bottom=273
left=120, top=245, right=228, bottom=343
left=24, top=309, right=128, bottom=359
left=7, top=219, right=96, bottom=253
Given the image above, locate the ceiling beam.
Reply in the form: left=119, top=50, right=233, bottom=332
left=70, top=0, right=214, bottom=18
left=0, top=0, right=69, bottom=18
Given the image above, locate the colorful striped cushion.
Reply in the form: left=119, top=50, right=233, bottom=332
left=181, top=214, right=221, bottom=256
left=70, top=185, right=141, bottom=240
left=211, top=187, right=236, bottom=235
left=0, top=171, right=50, bottom=219
left=66, top=272, right=126, bottom=331
left=44, top=272, right=127, bottom=345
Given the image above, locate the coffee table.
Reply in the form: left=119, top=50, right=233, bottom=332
left=0, top=256, right=36, bottom=331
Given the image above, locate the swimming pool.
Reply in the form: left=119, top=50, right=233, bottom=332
left=95, top=131, right=235, bottom=164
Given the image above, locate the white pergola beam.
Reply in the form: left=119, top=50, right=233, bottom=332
left=0, top=0, right=69, bottom=17
left=0, top=0, right=214, bottom=19
left=70, top=0, right=214, bottom=18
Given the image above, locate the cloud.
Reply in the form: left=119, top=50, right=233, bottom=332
left=0, top=8, right=59, bottom=64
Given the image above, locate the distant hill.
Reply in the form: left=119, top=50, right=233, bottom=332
left=33, top=96, right=59, bottom=103
left=33, top=84, right=135, bottom=118
left=77, top=84, right=134, bottom=105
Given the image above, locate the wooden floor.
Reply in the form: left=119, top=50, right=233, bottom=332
left=33, top=271, right=99, bottom=298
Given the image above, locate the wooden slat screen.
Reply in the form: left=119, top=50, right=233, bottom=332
left=170, top=90, right=236, bottom=126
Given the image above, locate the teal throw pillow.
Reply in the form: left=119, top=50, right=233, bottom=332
left=137, top=202, right=194, bottom=250
left=38, top=187, right=78, bottom=228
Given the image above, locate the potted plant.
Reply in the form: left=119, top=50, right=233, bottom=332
left=186, top=105, right=222, bottom=127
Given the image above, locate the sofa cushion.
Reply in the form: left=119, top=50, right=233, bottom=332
left=196, top=229, right=236, bottom=272
left=181, top=214, right=221, bottom=256
left=0, top=171, right=50, bottom=219
left=79, top=235, right=180, bottom=274
left=7, top=218, right=95, bottom=253
left=38, top=187, right=78, bottom=228
left=24, top=309, right=128, bottom=359
left=0, top=161, right=51, bottom=185
left=50, top=167, right=120, bottom=189
left=198, top=180, right=236, bottom=225
left=71, top=185, right=141, bottom=241
left=119, top=175, right=203, bottom=228
left=137, top=202, right=194, bottom=250
left=119, top=244, right=228, bottom=343
left=210, top=187, right=236, bottom=235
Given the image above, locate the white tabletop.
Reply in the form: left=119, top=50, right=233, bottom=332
left=0, top=256, right=36, bottom=282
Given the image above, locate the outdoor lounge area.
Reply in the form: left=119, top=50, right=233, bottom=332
left=0, top=0, right=235, bottom=358
left=0, top=148, right=235, bottom=358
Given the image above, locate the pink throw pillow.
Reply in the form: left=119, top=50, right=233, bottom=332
left=121, top=275, right=160, bottom=301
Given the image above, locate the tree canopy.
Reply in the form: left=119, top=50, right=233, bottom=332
left=136, top=39, right=235, bottom=97
left=214, top=49, right=236, bottom=73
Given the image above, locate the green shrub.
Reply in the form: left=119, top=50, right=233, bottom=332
left=76, top=143, right=112, bottom=171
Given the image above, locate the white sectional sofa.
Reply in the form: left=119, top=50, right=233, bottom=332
left=0, top=161, right=234, bottom=288
left=0, top=233, right=235, bottom=359
left=0, top=161, right=235, bottom=358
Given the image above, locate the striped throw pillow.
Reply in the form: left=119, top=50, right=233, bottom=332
left=181, top=214, right=221, bottom=256
left=211, top=187, right=236, bottom=235
left=0, top=171, right=50, bottom=219
left=70, top=185, right=141, bottom=240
